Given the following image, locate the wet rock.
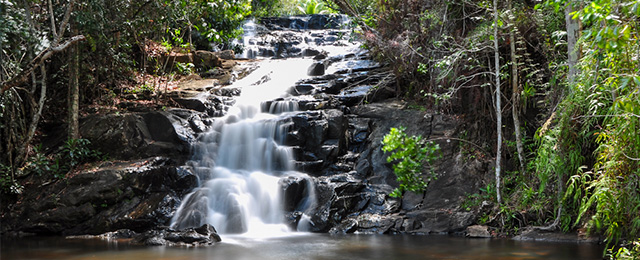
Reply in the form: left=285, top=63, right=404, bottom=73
left=292, top=84, right=315, bottom=95
left=329, top=218, right=357, bottom=234
left=308, top=62, right=326, bottom=76
left=401, top=191, right=425, bottom=211
left=294, top=160, right=324, bottom=174
left=303, top=48, right=321, bottom=57
left=284, top=211, right=303, bottom=229
left=174, top=97, right=207, bottom=112
left=302, top=182, right=335, bottom=232
left=259, top=15, right=348, bottom=31
left=324, top=109, right=347, bottom=139
left=406, top=210, right=475, bottom=234
left=353, top=214, right=398, bottom=234
left=216, top=50, right=235, bottom=60
left=133, top=224, right=221, bottom=246
left=466, top=225, right=491, bottom=238
left=3, top=157, right=198, bottom=235
left=324, top=79, right=348, bottom=94
left=213, top=87, right=242, bottom=97
left=314, top=52, right=328, bottom=60
left=279, top=175, right=312, bottom=212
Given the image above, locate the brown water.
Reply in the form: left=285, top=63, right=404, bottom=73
left=1, top=234, right=604, bottom=260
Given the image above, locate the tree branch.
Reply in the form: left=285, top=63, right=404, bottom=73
left=47, top=0, right=58, bottom=40
left=0, top=35, right=86, bottom=94
left=55, top=0, right=76, bottom=46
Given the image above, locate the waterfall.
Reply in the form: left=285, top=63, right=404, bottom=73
left=172, top=15, right=359, bottom=237
left=170, top=58, right=313, bottom=236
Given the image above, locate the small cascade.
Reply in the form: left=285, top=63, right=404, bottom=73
left=236, top=19, right=259, bottom=59
left=261, top=100, right=300, bottom=114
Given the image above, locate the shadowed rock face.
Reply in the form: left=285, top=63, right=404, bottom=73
left=1, top=157, right=197, bottom=236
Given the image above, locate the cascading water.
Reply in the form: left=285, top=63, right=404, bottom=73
left=170, top=58, right=312, bottom=236
left=235, top=19, right=259, bottom=59
left=171, top=15, right=359, bottom=237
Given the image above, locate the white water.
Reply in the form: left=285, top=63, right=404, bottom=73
left=236, top=19, right=258, bottom=59
left=170, top=58, right=313, bottom=236
left=171, top=17, right=360, bottom=238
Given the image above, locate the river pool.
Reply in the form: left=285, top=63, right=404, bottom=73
left=1, top=233, right=603, bottom=260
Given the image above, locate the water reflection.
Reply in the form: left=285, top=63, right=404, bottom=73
left=2, top=234, right=603, bottom=260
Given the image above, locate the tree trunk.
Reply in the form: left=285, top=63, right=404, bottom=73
left=494, top=0, right=502, bottom=205
left=16, top=65, right=47, bottom=167
left=565, top=3, right=581, bottom=85
left=509, top=0, right=526, bottom=174
left=68, top=28, right=80, bottom=140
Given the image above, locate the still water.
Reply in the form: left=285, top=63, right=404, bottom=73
left=1, top=234, right=603, bottom=260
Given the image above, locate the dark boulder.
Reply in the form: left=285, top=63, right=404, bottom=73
left=307, top=62, right=326, bottom=76
left=280, top=175, right=312, bottom=212
left=2, top=157, right=197, bottom=235
left=80, top=112, right=196, bottom=162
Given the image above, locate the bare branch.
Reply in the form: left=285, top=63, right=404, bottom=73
left=47, top=0, right=58, bottom=40
left=55, top=0, right=76, bottom=46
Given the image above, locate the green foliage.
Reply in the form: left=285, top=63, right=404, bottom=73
left=610, top=239, right=640, bottom=260
left=24, top=139, right=103, bottom=179
left=25, top=145, right=52, bottom=176
left=61, top=138, right=103, bottom=168
left=462, top=183, right=496, bottom=211
left=528, top=0, right=640, bottom=250
left=124, top=83, right=155, bottom=95
left=568, top=0, right=640, bottom=248
left=297, top=0, right=331, bottom=15
left=175, top=62, right=195, bottom=75
left=381, top=127, right=441, bottom=198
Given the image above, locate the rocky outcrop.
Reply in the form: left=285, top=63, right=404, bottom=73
left=70, top=224, right=221, bottom=247
left=280, top=98, right=490, bottom=235
left=1, top=157, right=197, bottom=236
left=243, top=21, right=491, bottom=234
left=135, top=225, right=221, bottom=246
left=80, top=111, right=199, bottom=162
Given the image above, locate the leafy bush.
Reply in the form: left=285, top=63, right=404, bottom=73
left=24, top=139, right=103, bottom=179
left=61, top=138, right=103, bottom=169
left=297, top=0, right=331, bottom=15
left=381, top=127, right=441, bottom=198
left=610, top=240, right=640, bottom=260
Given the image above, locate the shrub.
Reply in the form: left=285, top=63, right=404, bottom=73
left=381, top=127, right=441, bottom=198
